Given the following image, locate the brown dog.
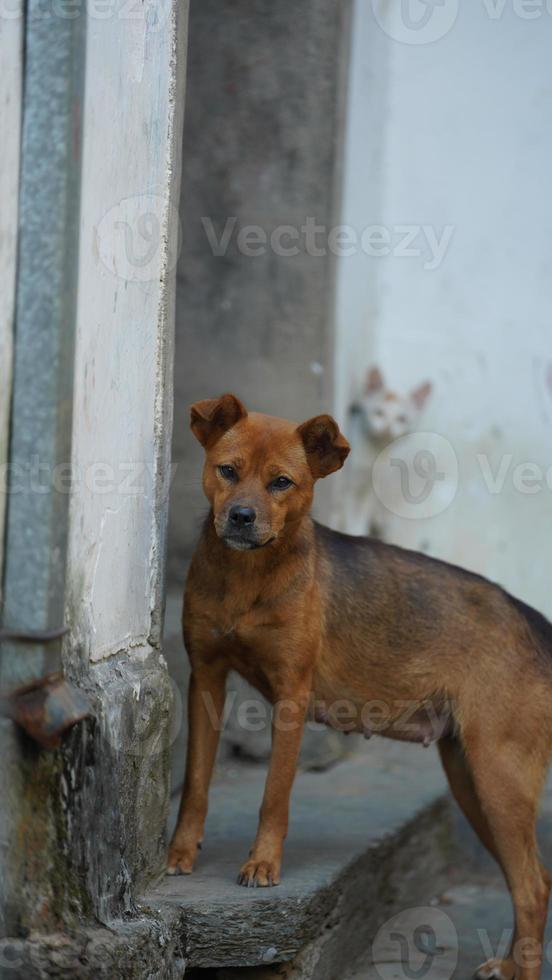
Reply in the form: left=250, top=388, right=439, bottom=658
left=168, top=393, right=552, bottom=980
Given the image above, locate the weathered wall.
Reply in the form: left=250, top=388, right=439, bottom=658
left=0, top=1, right=84, bottom=938
left=333, top=0, right=388, bottom=428
left=168, top=0, right=352, bottom=580
left=0, top=0, right=189, bottom=946
left=335, top=0, right=552, bottom=616
left=66, top=4, right=188, bottom=664
left=0, top=18, right=21, bottom=596
left=61, top=0, right=189, bottom=922
left=0, top=32, right=19, bottom=928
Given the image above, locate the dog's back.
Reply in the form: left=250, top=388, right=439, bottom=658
left=313, top=521, right=552, bottom=754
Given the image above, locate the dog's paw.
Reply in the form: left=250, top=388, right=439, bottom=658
left=237, top=858, right=280, bottom=888
left=166, top=841, right=201, bottom=876
left=475, top=958, right=516, bottom=980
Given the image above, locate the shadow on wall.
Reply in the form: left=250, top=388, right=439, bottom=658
left=168, top=0, right=352, bottom=585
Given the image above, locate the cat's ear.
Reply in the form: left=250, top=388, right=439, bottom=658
left=366, top=366, right=384, bottom=393
left=410, top=381, right=432, bottom=411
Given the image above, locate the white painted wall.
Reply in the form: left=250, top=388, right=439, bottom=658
left=66, top=1, right=187, bottom=662
left=0, top=20, right=22, bottom=594
left=334, top=0, right=387, bottom=427
left=335, top=0, right=552, bottom=614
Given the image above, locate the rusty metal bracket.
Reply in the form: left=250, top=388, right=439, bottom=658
left=0, top=627, right=91, bottom=748
left=0, top=672, right=91, bottom=750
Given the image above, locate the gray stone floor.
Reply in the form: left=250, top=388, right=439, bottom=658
left=178, top=777, right=552, bottom=980
left=346, top=777, right=552, bottom=980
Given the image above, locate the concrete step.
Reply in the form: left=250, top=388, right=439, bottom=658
left=344, top=775, right=552, bottom=980
left=345, top=882, right=552, bottom=980
left=142, top=740, right=452, bottom=975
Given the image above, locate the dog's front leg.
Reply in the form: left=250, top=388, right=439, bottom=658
left=167, top=665, right=227, bottom=875
left=238, top=683, right=310, bottom=887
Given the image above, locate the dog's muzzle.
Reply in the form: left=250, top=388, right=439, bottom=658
left=220, top=505, right=274, bottom=550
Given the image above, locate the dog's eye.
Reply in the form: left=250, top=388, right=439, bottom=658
left=270, top=475, right=293, bottom=491
left=219, top=465, right=237, bottom=482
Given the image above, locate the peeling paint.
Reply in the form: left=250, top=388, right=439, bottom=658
left=66, top=0, right=189, bottom=669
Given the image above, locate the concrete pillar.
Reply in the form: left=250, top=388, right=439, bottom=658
left=61, top=0, right=189, bottom=923
left=1, top=0, right=85, bottom=935
left=168, top=0, right=352, bottom=579
left=0, top=18, right=22, bottom=599
left=0, top=0, right=189, bottom=942
left=0, top=12, right=22, bottom=943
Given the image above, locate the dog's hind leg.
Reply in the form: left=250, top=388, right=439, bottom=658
left=460, top=730, right=551, bottom=980
left=438, top=735, right=503, bottom=869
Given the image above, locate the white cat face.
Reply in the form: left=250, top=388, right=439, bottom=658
left=357, top=368, right=432, bottom=444
left=361, top=392, right=415, bottom=441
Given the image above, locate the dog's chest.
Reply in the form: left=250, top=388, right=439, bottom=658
left=189, top=586, right=290, bottom=697
left=199, top=590, right=281, bottom=651
left=199, top=608, right=277, bottom=698
left=209, top=611, right=258, bottom=644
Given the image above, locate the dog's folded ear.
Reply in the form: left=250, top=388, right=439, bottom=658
left=190, top=393, right=247, bottom=447
left=298, top=414, right=350, bottom=478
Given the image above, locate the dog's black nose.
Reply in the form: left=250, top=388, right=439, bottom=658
left=229, top=505, right=256, bottom=528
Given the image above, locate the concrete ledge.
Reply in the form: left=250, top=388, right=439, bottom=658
left=1, top=915, right=187, bottom=980
left=143, top=741, right=451, bottom=972
left=2, top=742, right=452, bottom=979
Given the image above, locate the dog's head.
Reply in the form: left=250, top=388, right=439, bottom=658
left=190, top=393, right=350, bottom=551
